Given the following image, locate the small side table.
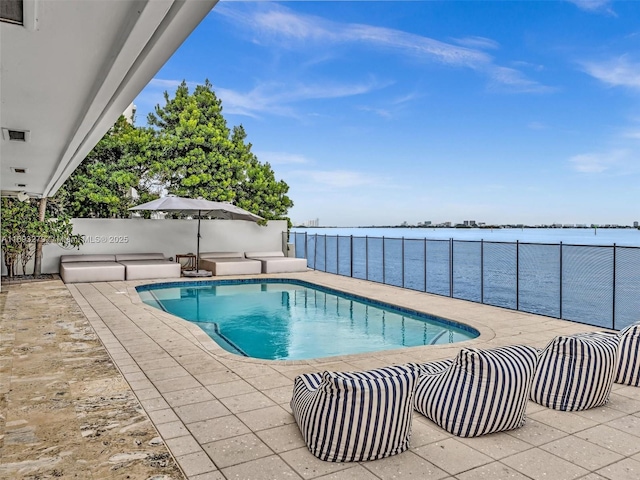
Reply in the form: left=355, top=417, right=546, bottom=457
left=175, top=254, right=196, bottom=271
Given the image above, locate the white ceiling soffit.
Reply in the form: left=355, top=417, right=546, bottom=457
left=0, top=0, right=217, bottom=198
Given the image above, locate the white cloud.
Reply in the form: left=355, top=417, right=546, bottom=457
left=452, top=36, right=500, bottom=50
left=567, top=0, right=616, bottom=15
left=288, top=169, right=388, bottom=189
left=215, top=3, right=551, bottom=93
left=622, top=129, right=640, bottom=139
left=255, top=151, right=311, bottom=165
left=569, top=149, right=628, bottom=173
left=582, top=56, right=640, bottom=90
left=216, top=79, right=388, bottom=118
left=144, top=78, right=387, bottom=119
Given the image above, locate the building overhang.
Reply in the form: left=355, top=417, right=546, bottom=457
left=0, top=0, right=217, bottom=199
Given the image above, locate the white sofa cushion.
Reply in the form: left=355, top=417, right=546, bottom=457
left=245, top=251, right=284, bottom=258
left=199, top=251, right=244, bottom=259
left=115, top=253, right=166, bottom=262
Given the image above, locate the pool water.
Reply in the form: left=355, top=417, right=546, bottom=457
left=137, top=280, right=478, bottom=360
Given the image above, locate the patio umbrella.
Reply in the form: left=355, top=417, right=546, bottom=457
left=129, top=196, right=263, bottom=276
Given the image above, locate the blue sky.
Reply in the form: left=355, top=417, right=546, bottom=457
left=134, top=0, right=640, bottom=227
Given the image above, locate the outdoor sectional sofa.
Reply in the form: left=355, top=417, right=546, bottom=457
left=244, top=251, right=307, bottom=274
left=59, top=253, right=180, bottom=283
left=198, top=252, right=262, bottom=276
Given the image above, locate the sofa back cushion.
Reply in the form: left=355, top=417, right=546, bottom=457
left=200, top=252, right=243, bottom=259
left=245, top=251, right=284, bottom=258
left=60, top=254, right=116, bottom=263
left=115, top=253, right=165, bottom=262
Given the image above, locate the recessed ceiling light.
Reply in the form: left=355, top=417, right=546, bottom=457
left=15, top=183, right=27, bottom=188
left=10, top=167, right=28, bottom=174
left=2, top=128, right=30, bottom=142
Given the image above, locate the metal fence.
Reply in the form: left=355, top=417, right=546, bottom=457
left=292, top=233, right=640, bottom=330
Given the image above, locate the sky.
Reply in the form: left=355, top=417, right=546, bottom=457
left=133, top=0, right=640, bottom=227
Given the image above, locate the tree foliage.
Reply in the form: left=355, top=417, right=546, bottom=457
left=148, top=80, right=293, bottom=221
left=59, top=115, right=160, bottom=218
left=1, top=198, right=83, bottom=277
left=59, top=80, right=293, bottom=223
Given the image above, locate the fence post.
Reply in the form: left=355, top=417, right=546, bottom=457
left=314, top=234, right=317, bottom=270
left=402, top=237, right=405, bottom=288
left=304, top=232, right=308, bottom=260
left=449, top=238, right=453, bottom=297
left=612, top=243, right=616, bottom=330
left=382, top=236, right=386, bottom=284
left=365, top=235, right=369, bottom=281
left=350, top=235, right=354, bottom=278
left=481, top=239, right=484, bottom=303
left=336, top=235, right=340, bottom=275
left=324, top=234, right=327, bottom=272
left=516, top=240, right=520, bottom=311
left=559, top=241, right=563, bottom=319
left=423, top=238, right=427, bottom=293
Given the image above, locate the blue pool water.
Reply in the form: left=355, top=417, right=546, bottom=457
left=137, top=279, right=479, bottom=360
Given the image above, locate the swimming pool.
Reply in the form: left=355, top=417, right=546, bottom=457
left=137, top=279, right=479, bottom=360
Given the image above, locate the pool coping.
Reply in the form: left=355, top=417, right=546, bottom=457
left=136, top=277, right=481, bottom=360
left=123, top=272, right=496, bottom=367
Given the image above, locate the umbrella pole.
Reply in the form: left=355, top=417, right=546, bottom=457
left=196, top=210, right=201, bottom=271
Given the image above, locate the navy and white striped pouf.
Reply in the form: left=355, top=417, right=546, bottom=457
left=290, top=363, right=420, bottom=462
left=531, top=332, right=619, bottom=411
left=615, top=321, right=640, bottom=386
left=414, top=345, right=539, bottom=437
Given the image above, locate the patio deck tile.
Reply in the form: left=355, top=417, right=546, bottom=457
left=313, top=465, right=381, bottom=479
left=5, top=272, right=640, bottom=480
left=361, top=450, right=449, bottom=479
left=413, top=438, right=493, bottom=475
left=174, top=399, right=230, bottom=423
left=218, top=390, right=277, bottom=414
left=201, top=432, right=273, bottom=469
left=574, top=424, right=640, bottom=456
left=279, top=447, right=352, bottom=479
left=186, top=415, right=250, bottom=444
left=455, top=461, right=532, bottom=480
left=176, top=450, right=220, bottom=477
left=539, top=435, right=625, bottom=471
left=163, top=386, right=216, bottom=408
left=236, top=405, right=295, bottom=431
left=206, top=379, right=258, bottom=398
left=255, top=423, right=307, bottom=454
left=220, top=454, right=303, bottom=480
left=501, top=448, right=589, bottom=480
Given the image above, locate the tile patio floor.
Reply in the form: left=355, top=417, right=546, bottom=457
left=2, top=270, right=640, bottom=479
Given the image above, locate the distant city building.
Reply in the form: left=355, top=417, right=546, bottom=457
left=123, top=102, right=136, bottom=124
left=463, top=220, right=477, bottom=227
left=634, top=221, right=639, bottom=228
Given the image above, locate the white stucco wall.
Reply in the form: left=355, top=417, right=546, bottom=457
left=4, top=218, right=287, bottom=275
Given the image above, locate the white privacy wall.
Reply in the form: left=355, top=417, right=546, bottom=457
left=33, top=218, right=288, bottom=274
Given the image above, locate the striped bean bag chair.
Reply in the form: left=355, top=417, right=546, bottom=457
left=290, top=363, right=420, bottom=462
left=414, top=345, right=538, bottom=437
left=615, top=321, right=640, bottom=386
left=531, top=332, right=619, bottom=411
